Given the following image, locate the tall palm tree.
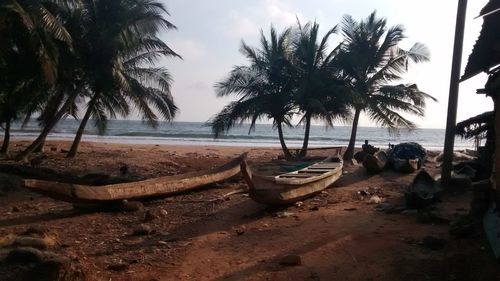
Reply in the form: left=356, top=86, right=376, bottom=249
left=211, top=26, right=296, bottom=159
left=338, top=11, right=436, bottom=161
left=65, top=0, right=179, bottom=158
left=291, top=21, right=351, bottom=157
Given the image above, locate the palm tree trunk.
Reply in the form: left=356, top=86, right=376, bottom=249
left=1, top=119, right=11, bottom=154
left=276, top=121, right=293, bottom=160
left=298, top=113, right=312, bottom=158
left=343, top=108, right=361, bottom=161
left=34, top=138, right=46, bottom=152
left=67, top=96, right=98, bottom=158
left=16, top=98, right=73, bottom=161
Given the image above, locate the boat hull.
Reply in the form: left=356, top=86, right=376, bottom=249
left=241, top=156, right=343, bottom=205
left=363, top=151, right=387, bottom=174
left=22, top=154, right=247, bottom=203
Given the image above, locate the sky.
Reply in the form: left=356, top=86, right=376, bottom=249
left=156, top=0, right=492, bottom=129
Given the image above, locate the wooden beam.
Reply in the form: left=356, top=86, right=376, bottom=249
left=442, top=0, right=468, bottom=185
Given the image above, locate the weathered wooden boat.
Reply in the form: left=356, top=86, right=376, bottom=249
left=393, top=158, right=420, bottom=173
left=405, top=170, right=439, bottom=208
left=241, top=155, right=343, bottom=205
left=21, top=153, right=247, bottom=203
left=362, top=151, right=388, bottom=174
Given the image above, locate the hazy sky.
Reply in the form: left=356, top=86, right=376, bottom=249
left=157, top=0, right=491, bottom=129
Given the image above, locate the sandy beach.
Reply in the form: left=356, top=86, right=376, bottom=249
left=0, top=140, right=498, bottom=281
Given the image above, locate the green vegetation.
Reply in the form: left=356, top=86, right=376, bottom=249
left=0, top=0, right=179, bottom=159
left=212, top=11, right=435, bottom=159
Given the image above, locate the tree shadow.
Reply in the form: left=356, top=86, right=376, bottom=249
left=0, top=208, right=90, bottom=227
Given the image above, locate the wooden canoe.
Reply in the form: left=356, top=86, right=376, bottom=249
left=21, top=153, right=247, bottom=203
left=393, top=158, right=420, bottom=173
left=241, top=155, right=343, bottom=205
left=405, top=170, right=439, bottom=208
left=362, top=151, right=388, bottom=174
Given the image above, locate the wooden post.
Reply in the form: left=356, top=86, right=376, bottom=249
left=442, top=0, right=468, bottom=185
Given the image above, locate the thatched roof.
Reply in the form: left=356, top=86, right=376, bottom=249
left=455, top=111, right=493, bottom=139
left=462, top=0, right=500, bottom=81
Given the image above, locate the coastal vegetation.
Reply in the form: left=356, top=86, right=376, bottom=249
left=212, top=11, right=435, bottom=159
left=0, top=0, right=179, bottom=159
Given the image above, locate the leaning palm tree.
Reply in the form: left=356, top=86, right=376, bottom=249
left=65, top=0, right=179, bottom=158
left=291, top=21, right=351, bottom=157
left=338, top=11, right=436, bottom=161
left=210, top=26, right=296, bottom=159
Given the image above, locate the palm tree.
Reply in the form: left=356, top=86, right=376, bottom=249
left=291, top=21, right=351, bottom=157
left=65, top=0, right=180, bottom=158
left=338, top=11, right=436, bottom=161
left=0, top=0, right=73, bottom=84
left=210, top=26, right=296, bottom=159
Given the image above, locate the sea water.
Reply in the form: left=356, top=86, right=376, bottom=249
left=8, top=120, right=474, bottom=150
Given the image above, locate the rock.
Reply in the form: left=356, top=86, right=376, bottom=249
left=120, top=200, right=143, bottom=212
left=13, top=236, right=50, bottom=250
left=27, top=256, right=87, bottom=281
left=107, top=262, right=129, bottom=271
left=279, top=255, right=302, bottom=266
left=421, top=236, right=447, bottom=250
left=368, top=195, right=382, bottom=204
left=294, top=201, right=304, bottom=207
left=159, top=208, right=168, bottom=217
left=132, top=224, right=152, bottom=236
left=5, top=247, right=44, bottom=264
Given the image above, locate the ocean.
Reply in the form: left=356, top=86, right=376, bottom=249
left=8, top=120, right=474, bottom=150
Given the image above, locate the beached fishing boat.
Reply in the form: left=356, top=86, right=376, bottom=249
left=22, top=154, right=247, bottom=203
left=362, top=151, right=388, bottom=174
left=241, top=155, right=343, bottom=205
left=405, top=170, right=439, bottom=208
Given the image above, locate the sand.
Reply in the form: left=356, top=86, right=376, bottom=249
left=0, top=140, right=498, bottom=281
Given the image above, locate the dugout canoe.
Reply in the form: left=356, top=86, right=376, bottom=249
left=362, top=151, right=388, bottom=174
left=21, top=153, right=247, bottom=203
left=241, top=155, right=343, bottom=205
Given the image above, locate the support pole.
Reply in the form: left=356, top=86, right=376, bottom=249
left=442, top=0, right=468, bottom=185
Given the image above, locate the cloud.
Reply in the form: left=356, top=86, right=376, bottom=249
left=170, top=38, right=207, bottom=61
left=224, top=11, right=259, bottom=38
left=264, top=0, right=305, bottom=27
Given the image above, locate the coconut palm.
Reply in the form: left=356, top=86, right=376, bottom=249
left=64, top=0, right=179, bottom=158
left=16, top=0, right=180, bottom=160
left=210, top=27, right=296, bottom=159
left=291, top=21, right=351, bottom=157
left=338, top=11, right=436, bottom=161
left=0, top=0, right=73, bottom=84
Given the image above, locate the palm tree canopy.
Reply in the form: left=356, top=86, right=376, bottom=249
left=211, top=26, right=296, bottom=137
left=336, top=11, right=435, bottom=129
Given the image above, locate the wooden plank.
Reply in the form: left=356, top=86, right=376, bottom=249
left=298, top=170, right=331, bottom=173
left=278, top=173, right=318, bottom=178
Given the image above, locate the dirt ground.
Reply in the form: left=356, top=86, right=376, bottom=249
left=0, top=141, right=499, bottom=281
